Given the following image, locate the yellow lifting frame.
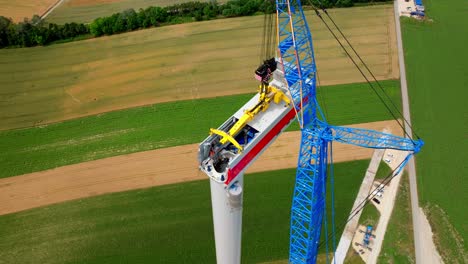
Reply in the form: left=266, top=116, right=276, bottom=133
left=211, top=85, right=290, bottom=151
left=210, top=128, right=243, bottom=152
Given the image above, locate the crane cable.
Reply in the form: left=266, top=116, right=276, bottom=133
left=267, top=7, right=276, bottom=59
left=260, top=1, right=276, bottom=63
left=320, top=7, right=421, bottom=140
left=322, top=141, right=337, bottom=262
left=260, top=10, right=268, bottom=64
left=317, top=155, right=409, bottom=250
left=291, top=0, right=423, bottom=253
left=319, top=7, right=417, bottom=135
left=306, top=2, right=421, bottom=141
left=312, top=7, right=413, bottom=140
left=304, top=2, right=422, bottom=248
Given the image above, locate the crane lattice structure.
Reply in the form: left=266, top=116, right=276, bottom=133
left=198, top=0, right=423, bottom=263
left=277, top=1, right=422, bottom=262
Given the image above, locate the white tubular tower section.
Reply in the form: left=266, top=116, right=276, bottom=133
left=210, top=175, right=244, bottom=264
left=199, top=69, right=292, bottom=263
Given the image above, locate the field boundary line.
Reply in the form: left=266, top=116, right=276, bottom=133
left=41, top=0, right=66, bottom=20
left=393, top=2, right=423, bottom=262
left=0, top=120, right=401, bottom=216
left=393, top=2, right=442, bottom=263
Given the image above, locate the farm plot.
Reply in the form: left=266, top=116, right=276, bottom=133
left=401, top=0, right=468, bottom=259
left=0, top=5, right=398, bottom=131
left=46, top=0, right=218, bottom=24
left=0, top=80, right=401, bottom=178
left=0, top=0, right=57, bottom=22
left=0, top=120, right=402, bottom=216
left=0, top=160, right=369, bottom=264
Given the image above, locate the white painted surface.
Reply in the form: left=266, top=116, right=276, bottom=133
left=231, top=85, right=291, bottom=133
left=367, top=149, right=408, bottom=264
left=333, top=146, right=385, bottom=264
left=210, top=175, right=244, bottom=264
left=397, top=0, right=416, bottom=17
left=198, top=72, right=292, bottom=188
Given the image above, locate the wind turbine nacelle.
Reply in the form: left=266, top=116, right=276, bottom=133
left=198, top=70, right=297, bottom=188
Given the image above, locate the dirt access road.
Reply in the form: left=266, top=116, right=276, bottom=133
left=0, top=120, right=401, bottom=216
left=0, top=0, right=59, bottom=22
left=393, top=2, right=443, bottom=263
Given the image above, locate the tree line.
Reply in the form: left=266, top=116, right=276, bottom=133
left=0, top=15, right=88, bottom=48
left=88, top=0, right=276, bottom=37
left=0, top=0, right=389, bottom=48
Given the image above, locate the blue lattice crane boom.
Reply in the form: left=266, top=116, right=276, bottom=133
left=198, top=0, right=423, bottom=263
left=287, top=124, right=422, bottom=263
left=276, top=1, right=423, bottom=263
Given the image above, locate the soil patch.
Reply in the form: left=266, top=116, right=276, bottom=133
left=0, top=120, right=402, bottom=216
left=0, top=0, right=58, bottom=21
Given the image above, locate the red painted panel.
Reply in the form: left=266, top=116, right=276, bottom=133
left=226, top=108, right=297, bottom=184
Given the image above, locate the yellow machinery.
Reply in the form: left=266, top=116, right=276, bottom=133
left=210, top=84, right=290, bottom=152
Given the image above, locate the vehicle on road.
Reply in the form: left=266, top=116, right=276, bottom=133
left=371, top=189, right=384, bottom=198
left=363, top=225, right=373, bottom=246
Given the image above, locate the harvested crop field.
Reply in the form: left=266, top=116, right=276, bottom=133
left=0, top=80, right=401, bottom=178
left=0, top=5, right=398, bottom=130
left=0, top=120, right=402, bottom=216
left=46, top=0, right=217, bottom=24
left=0, top=0, right=58, bottom=21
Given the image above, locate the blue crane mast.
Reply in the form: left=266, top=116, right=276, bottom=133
left=274, top=0, right=423, bottom=263
left=198, top=1, right=423, bottom=263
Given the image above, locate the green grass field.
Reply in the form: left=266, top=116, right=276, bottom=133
left=46, top=0, right=218, bottom=24
left=0, top=5, right=398, bottom=131
left=374, top=161, right=392, bottom=179
left=0, top=80, right=400, bottom=179
left=0, top=160, right=369, bottom=264
left=401, top=0, right=468, bottom=259
left=359, top=203, right=379, bottom=228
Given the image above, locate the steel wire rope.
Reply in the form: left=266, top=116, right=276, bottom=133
left=303, top=0, right=418, bottom=141
left=317, top=6, right=421, bottom=140
left=267, top=10, right=275, bottom=59
left=260, top=9, right=268, bottom=63
left=260, top=1, right=276, bottom=62
left=297, top=1, right=420, bottom=248
left=312, top=8, right=413, bottom=140
left=322, top=158, right=331, bottom=264
left=317, top=156, right=408, bottom=250
left=274, top=0, right=418, bottom=256
left=285, top=0, right=422, bottom=253
left=316, top=71, right=330, bottom=121
left=329, top=141, right=337, bottom=262
left=322, top=140, right=337, bottom=263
